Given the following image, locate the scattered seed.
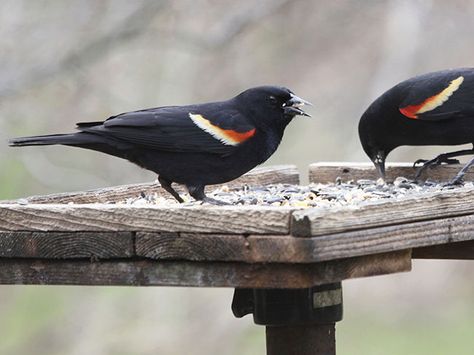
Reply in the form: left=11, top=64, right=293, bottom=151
left=116, top=177, right=464, bottom=208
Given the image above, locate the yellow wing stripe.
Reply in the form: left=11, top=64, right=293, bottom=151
left=189, top=113, right=256, bottom=146
left=400, top=76, right=464, bottom=119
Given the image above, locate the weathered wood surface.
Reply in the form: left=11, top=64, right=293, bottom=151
left=4, top=226, right=462, bottom=264
left=292, top=185, right=474, bottom=237
left=137, top=217, right=474, bottom=262
left=413, top=240, right=474, bottom=260
left=1, top=164, right=299, bottom=204
left=0, top=231, right=133, bottom=259
left=0, top=204, right=293, bottom=234
left=0, top=230, right=418, bottom=264
left=309, top=162, right=474, bottom=183
left=0, top=250, right=411, bottom=288
left=294, top=214, right=474, bottom=261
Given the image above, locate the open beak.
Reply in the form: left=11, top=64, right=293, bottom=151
left=283, top=93, right=313, bottom=117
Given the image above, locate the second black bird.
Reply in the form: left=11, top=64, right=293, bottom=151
left=359, top=68, right=474, bottom=183
left=10, top=86, right=311, bottom=203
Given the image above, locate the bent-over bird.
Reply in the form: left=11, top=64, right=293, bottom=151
left=10, top=86, right=311, bottom=203
left=359, top=68, right=474, bottom=184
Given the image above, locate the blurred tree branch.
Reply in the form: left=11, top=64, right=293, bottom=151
left=0, top=1, right=168, bottom=99
left=172, top=0, right=293, bottom=50
left=0, top=0, right=294, bottom=100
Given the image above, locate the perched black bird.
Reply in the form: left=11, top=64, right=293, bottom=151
left=10, top=86, right=311, bottom=203
left=359, top=68, right=474, bottom=184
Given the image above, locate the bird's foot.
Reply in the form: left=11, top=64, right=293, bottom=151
left=414, top=164, right=428, bottom=181
left=186, top=185, right=230, bottom=205
left=444, top=175, right=465, bottom=187
left=414, top=156, right=460, bottom=168
left=438, top=157, right=460, bottom=165
left=413, top=159, right=428, bottom=168
left=201, top=197, right=232, bottom=205
left=414, top=155, right=461, bottom=180
left=158, top=176, right=184, bottom=203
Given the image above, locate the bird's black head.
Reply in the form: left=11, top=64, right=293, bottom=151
left=234, top=86, right=312, bottom=128
left=358, top=103, right=397, bottom=180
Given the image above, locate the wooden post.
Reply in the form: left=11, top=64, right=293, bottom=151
left=232, top=284, right=342, bottom=355
left=266, top=323, right=335, bottom=355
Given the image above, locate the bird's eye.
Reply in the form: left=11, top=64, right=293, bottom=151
left=269, top=96, right=277, bottom=104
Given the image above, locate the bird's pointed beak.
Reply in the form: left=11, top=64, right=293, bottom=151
left=373, top=152, right=386, bottom=180
left=374, top=161, right=386, bottom=180
left=283, top=93, right=313, bottom=117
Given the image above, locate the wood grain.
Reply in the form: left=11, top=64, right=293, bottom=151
left=0, top=250, right=411, bottom=288
left=136, top=232, right=244, bottom=261
left=0, top=228, right=444, bottom=264
left=292, top=213, right=474, bottom=261
left=309, top=162, right=474, bottom=183
left=0, top=204, right=293, bottom=234
left=137, top=232, right=409, bottom=263
left=135, top=212, right=474, bottom=263
left=1, top=164, right=299, bottom=204
left=136, top=232, right=323, bottom=263
left=412, top=240, right=474, bottom=260
left=0, top=231, right=133, bottom=259
left=292, top=185, right=474, bottom=237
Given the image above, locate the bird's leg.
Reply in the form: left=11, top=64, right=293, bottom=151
left=187, top=185, right=230, bottom=205
left=414, top=149, right=474, bottom=180
left=413, top=157, right=460, bottom=168
left=447, top=156, right=474, bottom=186
left=158, top=176, right=184, bottom=203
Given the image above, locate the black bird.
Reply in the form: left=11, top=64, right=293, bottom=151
left=359, top=68, right=474, bottom=184
left=10, top=86, right=311, bottom=203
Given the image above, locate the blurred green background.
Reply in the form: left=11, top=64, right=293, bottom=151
left=1, top=0, right=473, bottom=354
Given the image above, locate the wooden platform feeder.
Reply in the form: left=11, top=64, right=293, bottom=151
left=1, top=163, right=474, bottom=355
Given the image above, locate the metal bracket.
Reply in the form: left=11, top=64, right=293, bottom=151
left=232, top=283, right=343, bottom=326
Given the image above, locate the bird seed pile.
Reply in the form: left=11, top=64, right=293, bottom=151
left=120, top=177, right=470, bottom=208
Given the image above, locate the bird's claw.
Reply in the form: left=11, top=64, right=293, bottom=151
left=413, top=156, right=460, bottom=169
left=414, top=155, right=462, bottom=181
left=443, top=173, right=465, bottom=187
left=202, top=197, right=232, bottom=205
left=442, top=158, right=461, bottom=165
left=413, top=159, right=428, bottom=168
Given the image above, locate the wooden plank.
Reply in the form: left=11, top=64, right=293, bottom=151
left=136, top=232, right=324, bottom=263
left=1, top=206, right=471, bottom=263
left=136, top=232, right=396, bottom=263
left=308, top=162, right=474, bottom=183
left=0, top=250, right=411, bottom=288
left=0, top=229, right=425, bottom=264
left=1, top=164, right=299, bottom=204
left=135, top=212, right=474, bottom=263
left=292, top=214, right=474, bottom=261
left=136, top=232, right=243, bottom=261
left=291, top=185, right=474, bottom=237
left=0, top=231, right=133, bottom=259
left=0, top=204, right=293, bottom=234
left=412, top=240, right=474, bottom=260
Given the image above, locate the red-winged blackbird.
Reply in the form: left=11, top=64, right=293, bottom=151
left=359, top=68, right=474, bottom=184
left=10, top=86, right=311, bottom=203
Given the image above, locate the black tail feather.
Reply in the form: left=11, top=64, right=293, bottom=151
left=9, top=133, right=90, bottom=147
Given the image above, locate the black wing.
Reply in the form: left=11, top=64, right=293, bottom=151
left=77, top=103, right=256, bottom=156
